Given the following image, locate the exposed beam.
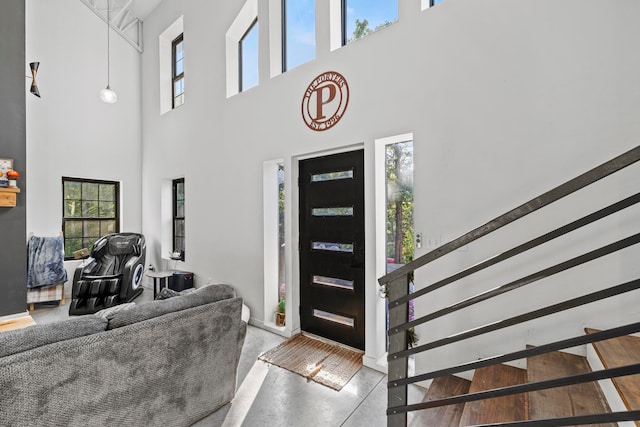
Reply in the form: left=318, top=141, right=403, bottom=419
left=79, top=0, right=143, bottom=53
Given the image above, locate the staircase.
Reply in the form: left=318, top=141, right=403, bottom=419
left=409, top=329, right=640, bottom=426
left=379, top=145, right=640, bottom=427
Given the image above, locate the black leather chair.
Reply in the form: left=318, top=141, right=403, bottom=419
left=69, top=233, right=146, bottom=315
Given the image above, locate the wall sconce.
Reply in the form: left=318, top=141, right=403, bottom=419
left=27, top=62, right=41, bottom=98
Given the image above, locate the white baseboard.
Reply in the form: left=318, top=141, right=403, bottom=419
left=0, top=310, right=30, bottom=323
left=248, top=317, right=296, bottom=338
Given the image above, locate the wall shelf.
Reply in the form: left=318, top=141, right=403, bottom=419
left=0, top=187, right=20, bottom=207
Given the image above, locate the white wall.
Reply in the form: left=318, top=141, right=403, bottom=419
left=26, top=0, right=142, bottom=280
left=139, top=0, right=640, bottom=369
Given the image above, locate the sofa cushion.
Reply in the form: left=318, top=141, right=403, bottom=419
left=107, top=284, right=236, bottom=330
left=154, top=287, right=181, bottom=300
left=94, top=302, right=136, bottom=320
left=154, top=287, right=196, bottom=300
left=0, top=315, right=107, bottom=358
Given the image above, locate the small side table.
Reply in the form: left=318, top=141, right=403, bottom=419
left=146, top=270, right=174, bottom=299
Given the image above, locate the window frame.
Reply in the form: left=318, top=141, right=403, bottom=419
left=61, top=177, right=120, bottom=260
left=281, top=0, right=316, bottom=72
left=172, top=178, right=185, bottom=261
left=239, top=18, right=258, bottom=93
left=281, top=0, right=287, bottom=72
left=341, top=0, right=348, bottom=47
left=172, top=33, right=184, bottom=109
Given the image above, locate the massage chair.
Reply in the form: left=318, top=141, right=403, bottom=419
left=69, top=233, right=145, bottom=315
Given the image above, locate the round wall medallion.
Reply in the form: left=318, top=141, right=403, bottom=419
left=301, top=71, right=349, bottom=132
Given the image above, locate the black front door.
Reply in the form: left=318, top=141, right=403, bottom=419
left=299, top=149, right=365, bottom=350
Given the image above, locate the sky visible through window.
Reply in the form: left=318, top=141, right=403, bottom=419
left=285, top=0, right=316, bottom=71
left=241, top=1, right=398, bottom=90
left=241, top=21, right=259, bottom=91
left=345, top=0, right=398, bottom=43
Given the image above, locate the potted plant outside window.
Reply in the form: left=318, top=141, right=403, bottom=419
left=275, top=298, right=285, bottom=327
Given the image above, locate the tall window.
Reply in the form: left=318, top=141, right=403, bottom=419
left=172, top=34, right=184, bottom=108
left=282, top=0, right=316, bottom=71
left=342, top=0, right=397, bottom=45
left=173, top=178, right=185, bottom=261
left=239, top=19, right=259, bottom=92
left=62, top=177, right=119, bottom=259
left=277, top=163, right=286, bottom=304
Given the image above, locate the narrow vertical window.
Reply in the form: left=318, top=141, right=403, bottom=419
left=239, top=19, right=259, bottom=92
left=173, top=178, right=185, bottom=261
left=277, top=163, right=286, bottom=306
left=172, top=34, right=184, bottom=108
left=263, top=159, right=286, bottom=327
left=62, top=177, right=119, bottom=259
left=282, top=0, right=316, bottom=72
left=385, top=141, right=414, bottom=273
left=342, top=0, right=397, bottom=45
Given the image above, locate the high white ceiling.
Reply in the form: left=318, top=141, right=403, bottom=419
left=81, top=0, right=164, bottom=52
left=92, top=0, right=163, bottom=21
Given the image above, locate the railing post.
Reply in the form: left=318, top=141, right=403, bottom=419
left=387, top=274, right=409, bottom=427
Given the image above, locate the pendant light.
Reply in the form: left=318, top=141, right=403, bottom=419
left=100, top=0, right=117, bottom=103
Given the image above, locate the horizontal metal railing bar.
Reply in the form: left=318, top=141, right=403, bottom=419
left=389, top=192, right=640, bottom=308
left=471, top=410, right=640, bottom=427
left=379, top=145, right=640, bottom=286
left=388, top=363, right=640, bottom=415
left=389, top=232, right=640, bottom=336
left=389, top=278, right=640, bottom=360
left=388, top=321, right=640, bottom=389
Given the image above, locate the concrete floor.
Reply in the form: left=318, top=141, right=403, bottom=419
left=30, top=286, right=426, bottom=426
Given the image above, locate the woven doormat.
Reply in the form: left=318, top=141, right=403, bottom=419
left=258, top=334, right=363, bottom=391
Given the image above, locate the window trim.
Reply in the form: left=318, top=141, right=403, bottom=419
left=341, top=0, right=348, bottom=47
left=239, top=18, right=258, bottom=93
left=172, top=178, right=185, bottom=261
left=172, top=33, right=184, bottom=109
left=281, top=0, right=287, bottom=72
left=61, top=177, right=120, bottom=260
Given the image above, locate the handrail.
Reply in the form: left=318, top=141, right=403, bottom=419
left=389, top=232, right=640, bottom=335
left=382, top=145, right=640, bottom=427
left=388, top=191, right=640, bottom=309
left=379, top=144, right=640, bottom=285
left=390, top=321, right=640, bottom=388
left=474, top=411, right=640, bottom=427
left=389, top=363, right=640, bottom=415
left=390, top=277, right=640, bottom=360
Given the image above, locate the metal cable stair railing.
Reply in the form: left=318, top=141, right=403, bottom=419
left=378, top=145, right=640, bottom=426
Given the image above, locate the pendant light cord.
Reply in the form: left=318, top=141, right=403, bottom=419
left=107, top=0, right=110, bottom=86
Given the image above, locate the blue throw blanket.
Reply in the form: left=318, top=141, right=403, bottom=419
left=27, top=236, right=68, bottom=289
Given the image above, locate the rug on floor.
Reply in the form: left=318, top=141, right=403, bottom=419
left=258, top=334, right=363, bottom=391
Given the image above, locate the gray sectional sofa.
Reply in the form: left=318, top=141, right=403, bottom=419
left=0, top=284, right=246, bottom=426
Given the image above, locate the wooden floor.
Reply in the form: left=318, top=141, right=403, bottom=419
left=0, top=315, right=36, bottom=332
left=459, top=364, right=528, bottom=426
left=527, top=347, right=615, bottom=427
left=588, top=328, right=640, bottom=426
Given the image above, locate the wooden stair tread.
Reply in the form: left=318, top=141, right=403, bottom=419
left=409, top=375, right=471, bottom=427
left=459, top=364, right=527, bottom=426
left=527, top=347, right=615, bottom=427
left=587, top=328, right=640, bottom=413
